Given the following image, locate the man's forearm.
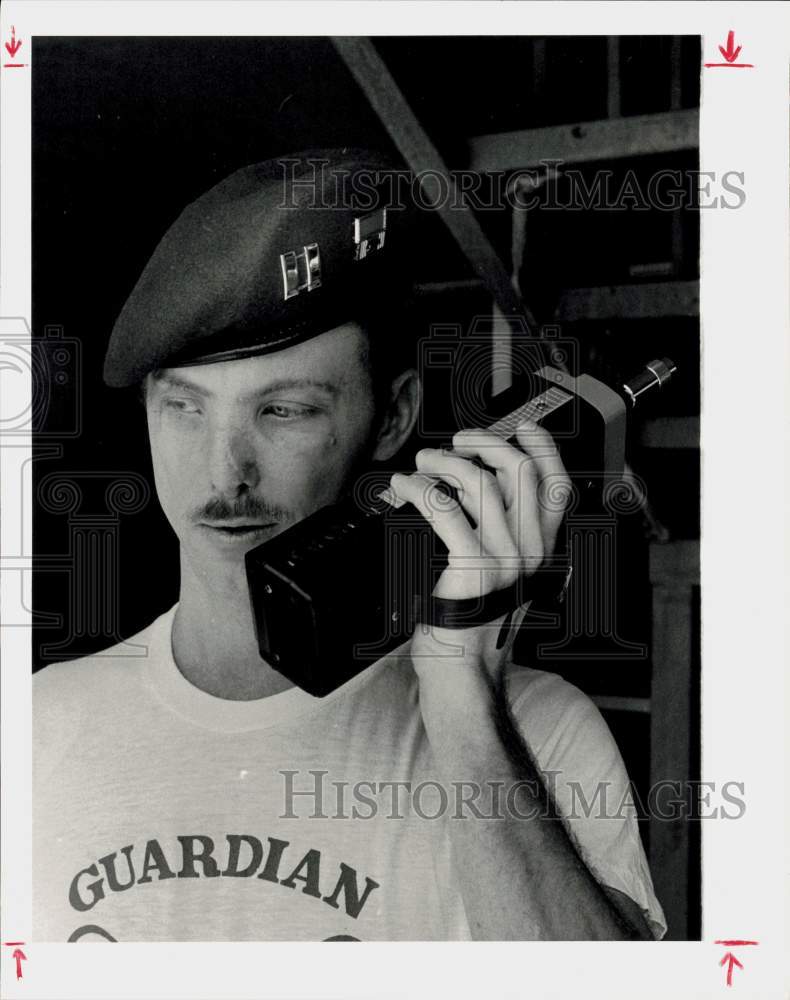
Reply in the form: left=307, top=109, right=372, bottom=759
left=415, top=659, right=648, bottom=941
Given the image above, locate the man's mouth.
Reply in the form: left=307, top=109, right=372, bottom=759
left=199, top=521, right=277, bottom=542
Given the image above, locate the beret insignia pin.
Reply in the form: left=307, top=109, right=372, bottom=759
left=353, top=208, right=387, bottom=261
left=280, top=242, right=322, bottom=300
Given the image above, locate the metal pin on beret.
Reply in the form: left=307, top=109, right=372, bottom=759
left=103, top=149, right=417, bottom=388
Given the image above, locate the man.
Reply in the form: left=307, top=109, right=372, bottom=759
left=33, top=150, right=665, bottom=942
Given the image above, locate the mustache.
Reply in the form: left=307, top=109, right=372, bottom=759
left=193, top=495, right=294, bottom=524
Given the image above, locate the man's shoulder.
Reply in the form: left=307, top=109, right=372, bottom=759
left=33, top=609, right=172, bottom=711
left=33, top=610, right=175, bottom=776
left=504, top=660, right=592, bottom=716
left=502, top=661, right=611, bottom=761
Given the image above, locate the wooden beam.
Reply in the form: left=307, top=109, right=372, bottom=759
left=467, top=109, right=699, bottom=172
left=592, top=695, right=651, bottom=714
left=640, top=417, right=700, bottom=450
left=669, top=36, right=684, bottom=111
left=648, top=539, right=699, bottom=940
left=414, top=279, right=700, bottom=321
left=649, top=539, right=699, bottom=583
left=607, top=37, right=621, bottom=119
left=557, top=280, right=699, bottom=321
left=532, top=38, right=547, bottom=127
left=414, top=279, right=481, bottom=296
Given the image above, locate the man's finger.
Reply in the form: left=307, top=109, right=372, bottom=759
left=448, top=428, right=545, bottom=566
left=389, top=472, right=480, bottom=558
left=512, top=419, right=572, bottom=540
left=414, top=448, right=517, bottom=562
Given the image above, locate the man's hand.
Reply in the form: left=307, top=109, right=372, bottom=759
left=389, top=419, right=571, bottom=673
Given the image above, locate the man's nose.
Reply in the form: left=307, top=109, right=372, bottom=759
left=208, top=424, right=261, bottom=497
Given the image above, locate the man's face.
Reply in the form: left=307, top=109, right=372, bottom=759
left=145, top=322, right=380, bottom=569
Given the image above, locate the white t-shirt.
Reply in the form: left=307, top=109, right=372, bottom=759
left=33, top=605, right=666, bottom=942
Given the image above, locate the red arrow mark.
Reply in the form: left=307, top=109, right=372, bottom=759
left=718, top=31, right=741, bottom=63
left=704, top=30, right=753, bottom=69
left=719, top=951, right=743, bottom=987
left=5, top=26, right=22, bottom=59
left=12, top=947, right=26, bottom=981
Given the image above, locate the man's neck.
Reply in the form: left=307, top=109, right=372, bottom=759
left=171, top=559, right=295, bottom=700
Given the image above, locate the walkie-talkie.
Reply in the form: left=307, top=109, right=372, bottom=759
left=245, top=358, right=676, bottom=696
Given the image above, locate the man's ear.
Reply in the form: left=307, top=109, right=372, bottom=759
left=372, top=369, right=421, bottom=462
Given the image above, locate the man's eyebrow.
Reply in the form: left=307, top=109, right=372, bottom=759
left=253, top=377, right=340, bottom=399
left=151, top=372, right=340, bottom=399
left=152, top=373, right=213, bottom=397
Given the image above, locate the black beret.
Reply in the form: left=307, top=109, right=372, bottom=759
left=103, top=148, right=418, bottom=387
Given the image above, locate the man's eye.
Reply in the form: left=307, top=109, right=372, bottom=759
left=260, top=403, right=316, bottom=420
left=164, top=398, right=201, bottom=414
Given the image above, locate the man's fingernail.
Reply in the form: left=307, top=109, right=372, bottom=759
left=379, top=484, right=408, bottom=510
left=518, top=418, right=538, bottom=431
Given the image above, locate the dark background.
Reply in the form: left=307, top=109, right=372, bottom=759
left=32, top=35, right=701, bottom=937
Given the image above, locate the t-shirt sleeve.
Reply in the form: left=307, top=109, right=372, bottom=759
left=506, top=667, right=667, bottom=940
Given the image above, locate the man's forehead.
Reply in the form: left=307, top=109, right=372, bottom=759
left=149, top=322, right=370, bottom=398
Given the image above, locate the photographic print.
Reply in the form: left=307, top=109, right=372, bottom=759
left=1, top=3, right=787, bottom=999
